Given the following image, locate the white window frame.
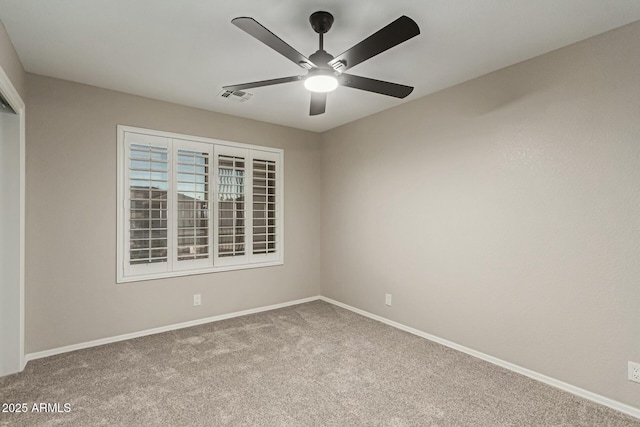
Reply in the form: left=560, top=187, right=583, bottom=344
left=117, top=125, right=284, bottom=283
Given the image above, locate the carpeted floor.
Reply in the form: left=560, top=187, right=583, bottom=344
left=0, top=300, right=638, bottom=426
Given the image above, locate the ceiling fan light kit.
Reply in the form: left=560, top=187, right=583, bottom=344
left=223, top=10, right=420, bottom=115
left=304, top=71, right=338, bottom=93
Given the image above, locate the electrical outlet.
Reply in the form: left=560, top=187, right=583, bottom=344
left=193, top=294, right=201, bottom=307
left=385, top=293, right=392, bottom=306
left=629, top=362, right=640, bottom=383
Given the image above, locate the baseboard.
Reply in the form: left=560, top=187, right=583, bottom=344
left=25, top=295, right=321, bottom=363
left=319, top=296, right=640, bottom=420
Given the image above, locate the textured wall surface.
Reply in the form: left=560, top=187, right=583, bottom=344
left=320, top=22, right=640, bottom=408
left=25, top=74, right=322, bottom=353
left=0, top=18, right=24, bottom=376
left=0, top=110, right=21, bottom=375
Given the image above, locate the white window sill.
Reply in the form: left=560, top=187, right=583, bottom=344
left=117, top=260, right=284, bottom=284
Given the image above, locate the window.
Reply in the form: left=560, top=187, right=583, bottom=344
left=117, top=126, right=283, bottom=282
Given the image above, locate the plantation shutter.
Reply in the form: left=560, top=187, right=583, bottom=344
left=214, top=145, right=251, bottom=266
left=251, top=150, right=280, bottom=262
left=123, top=133, right=171, bottom=276
left=173, top=140, right=212, bottom=271
left=118, top=126, right=284, bottom=282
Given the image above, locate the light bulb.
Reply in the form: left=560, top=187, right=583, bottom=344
left=304, top=74, right=338, bottom=93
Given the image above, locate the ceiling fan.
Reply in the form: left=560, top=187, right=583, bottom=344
left=223, top=11, right=420, bottom=116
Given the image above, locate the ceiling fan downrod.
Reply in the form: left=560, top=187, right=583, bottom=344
left=309, top=11, right=335, bottom=67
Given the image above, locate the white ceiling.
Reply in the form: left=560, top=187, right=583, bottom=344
left=1, top=1, right=640, bottom=132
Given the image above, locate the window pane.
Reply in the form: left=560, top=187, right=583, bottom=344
left=217, top=154, right=246, bottom=257
left=131, top=229, right=149, bottom=239
left=131, top=210, right=150, bottom=219
left=151, top=190, right=167, bottom=200
left=178, top=237, right=195, bottom=246
left=151, top=229, right=167, bottom=239
left=129, top=144, right=168, bottom=265
left=151, top=162, right=168, bottom=171
left=151, top=239, right=167, bottom=248
left=177, top=148, right=210, bottom=262
left=178, top=228, right=195, bottom=237
left=253, top=159, right=277, bottom=254
left=151, top=249, right=168, bottom=258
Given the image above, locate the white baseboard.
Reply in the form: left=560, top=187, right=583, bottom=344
left=319, top=296, right=640, bottom=420
left=25, top=296, right=321, bottom=362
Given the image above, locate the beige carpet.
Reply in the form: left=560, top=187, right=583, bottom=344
left=1, top=300, right=638, bottom=426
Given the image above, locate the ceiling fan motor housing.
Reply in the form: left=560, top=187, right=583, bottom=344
left=309, top=50, right=334, bottom=69
left=309, top=11, right=334, bottom=34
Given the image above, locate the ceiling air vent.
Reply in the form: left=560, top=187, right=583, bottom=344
left=217, top=89, right=253, bottom=102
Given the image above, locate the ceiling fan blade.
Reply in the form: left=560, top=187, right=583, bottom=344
left=223, top=75, right=303, bottom=91
left=339, top=73, right=413, bottom=98
left=232, top=17, right=316, bottom=69
left=328, top=16, right=419, bottom=72
left=310, top=92, right=327, bottom=116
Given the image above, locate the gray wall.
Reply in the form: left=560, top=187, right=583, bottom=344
left=0, top=17, right=24, bottom=377
left=0, top=19, right=25, bottom=100
left=320, top=21, right=640, bottom=408
left=0, top=109, right=21, bottom=375
left=25, top=74, right=322, bottom=353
